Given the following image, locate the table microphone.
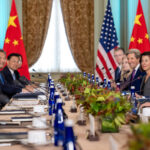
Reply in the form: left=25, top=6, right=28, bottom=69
left=32, top=69, right=50, bottom=81
left=120, top=75, right=142, bottom=91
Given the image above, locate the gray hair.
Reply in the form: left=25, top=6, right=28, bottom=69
left=126, top=49, right=141, bottom=59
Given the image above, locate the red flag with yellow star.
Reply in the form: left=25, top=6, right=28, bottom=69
left=129, top=0, right=150, bottom=53
left=3, top=0, right=30, bottom=80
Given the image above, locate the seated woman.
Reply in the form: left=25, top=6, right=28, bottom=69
left=136, top=51, right=150, bottom=98
left=111, top=55, right=132, bottom=91
left=120, top=56, right=132, bottom=87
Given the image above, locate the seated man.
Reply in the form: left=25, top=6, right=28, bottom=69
left=0, top=50, right=28, bottom=108
left=114, top=47, right=125, bottom=83
left=126, top=49, right=145, bottom=94
left=2, top=53, right=34, bottom=91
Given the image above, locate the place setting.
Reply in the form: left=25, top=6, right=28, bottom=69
left=26, top=117, right=49, bottom=130
left=21, top=130, right=52, bottom=147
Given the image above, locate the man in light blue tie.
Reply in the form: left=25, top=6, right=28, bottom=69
left=0, top=50, right=29, bottom=109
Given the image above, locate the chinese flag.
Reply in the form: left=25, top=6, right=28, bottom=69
left=129, top=0, right=150, bottom=53
left=3, top=0, right=30, bottom=80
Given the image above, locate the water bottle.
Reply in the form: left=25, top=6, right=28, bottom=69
left=63, top=120, right=76, bottom=150
left=91, top=74, right=94, bottom=80
left=50, top=80, right=55, bottom=86
left=54, top=98, right=64, bottom=146
left=92, top=79, right=95, bottom=85
left=54, top=92, right=60, bottom=114
left=96, top=77, right=99, bottom=83
left=130, top=86, right=135, bottom=98
left=49, top=85, right=55, bottom=115
left=130, top=86, right=137, bottom=114
left=103, top=78, right=107, bottom=88
left=48, top=73, right=51, bottom=88
left=107, top=80, right=111, bottom=89
left=83, top=72, right=86, bottom=78
left=88, top=73, right=90, bottom=79
left=116, top=82, right=120, bottom=89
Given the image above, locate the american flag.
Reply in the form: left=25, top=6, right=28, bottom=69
left=95, top=0, right=119, bottom=81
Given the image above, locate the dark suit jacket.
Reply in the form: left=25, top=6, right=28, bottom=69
left=2, top=66, right=26, bottom=88
left=130, top=67, right=145, bottom=94
left=115, top=67, right=121, bottom=83
left=0, top=71, right=22, bottom=99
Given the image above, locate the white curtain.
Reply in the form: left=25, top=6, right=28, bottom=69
left=29, top=0, right=80, bottom=73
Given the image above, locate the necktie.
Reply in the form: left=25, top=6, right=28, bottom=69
left=12, top=73, right=16, bottom=80
left=116, top=67, right=121, bottom=81
left=0, top=73, right=4, bottom=85
left=131, top=70, right=136, bottom=81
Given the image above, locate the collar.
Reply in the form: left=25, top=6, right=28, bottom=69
left=118, top=65, right=122, bottom=70
left=134, top=64, right=140, bottom=72
left=8, top=67, right=14, bottom=76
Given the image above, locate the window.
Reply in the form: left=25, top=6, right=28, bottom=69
left=29, top=0, right=80, bottom=72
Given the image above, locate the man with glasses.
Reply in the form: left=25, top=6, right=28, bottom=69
left=114, top=47, right=125, bottom=83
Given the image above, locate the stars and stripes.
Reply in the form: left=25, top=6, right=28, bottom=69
left=95, top=0, right=118, bottom=81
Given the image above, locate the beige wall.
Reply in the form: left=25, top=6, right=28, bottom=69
left=94, top=0, right=105, bottom=66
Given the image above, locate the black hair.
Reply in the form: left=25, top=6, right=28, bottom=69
left=7, top=53, right=22, bottom=60
left=140, top=51, right=150, bottom=63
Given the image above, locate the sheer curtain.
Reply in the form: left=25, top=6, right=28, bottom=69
left=29, top=0, right=80, bottom=73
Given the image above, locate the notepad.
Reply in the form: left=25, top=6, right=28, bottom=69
left=11, top=117, right=33, bottom=122
left=0, top=110, right=26, bottom=115
left=0, top=132, right=27, bottom=141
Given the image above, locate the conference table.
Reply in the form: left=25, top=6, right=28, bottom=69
left=0, top=87, right=131, bottom=150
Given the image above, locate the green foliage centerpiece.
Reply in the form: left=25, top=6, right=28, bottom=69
left=77, top=86, right=131, bottom=133
left=59, top=73, right=131, bottom=133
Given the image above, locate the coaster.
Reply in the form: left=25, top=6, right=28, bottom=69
left=76, top=120, right=86, bottom=126
left=86, top=130, right=99, bottom=141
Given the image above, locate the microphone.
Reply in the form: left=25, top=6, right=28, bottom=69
left=120, top=75, right=142, bottom=91
left=123, top=70, right=130, bottom=75
left=32, top=69, right=49, bottom=81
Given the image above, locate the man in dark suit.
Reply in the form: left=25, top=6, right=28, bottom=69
left=0, top=50, right=26, bottom=108
left=114, top=47, right=125, bottom=83
left=127, top=49, right=145, bottom=94
left=2, top=53, right=34, bottom=96
left=2, top=53, right=25, bottom=87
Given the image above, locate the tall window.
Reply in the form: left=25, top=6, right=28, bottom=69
left=29, top=0, right=80, bottom=72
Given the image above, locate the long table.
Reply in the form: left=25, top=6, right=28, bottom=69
left=0, top=91, right=131, bottom=150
